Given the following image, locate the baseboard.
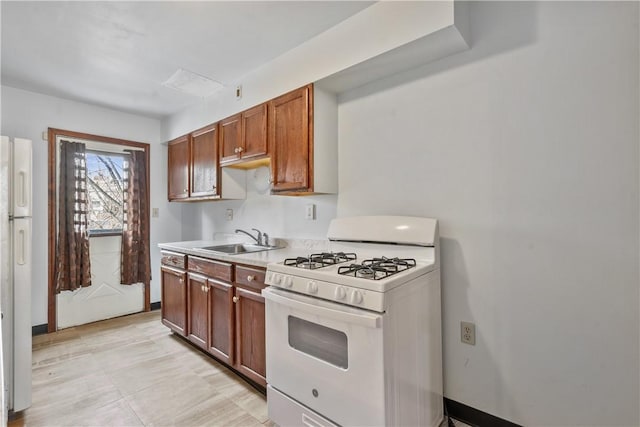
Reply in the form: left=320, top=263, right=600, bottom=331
left=150, top=301, right=161, bottom=311
left=445, top=398, right=522, bottom=427
left=32, top=324, right=48, bottom=336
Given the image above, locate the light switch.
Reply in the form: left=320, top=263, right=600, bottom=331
left=305, top=204, right=315, bottom=220
left=152, top=208, right=159, bottom=218
left=226, top=209, right=233, bottom=221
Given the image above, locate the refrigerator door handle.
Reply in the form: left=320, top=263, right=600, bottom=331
left=17, top=229, right=25, bottom=265
left=17, top=171, right=26, bottom=208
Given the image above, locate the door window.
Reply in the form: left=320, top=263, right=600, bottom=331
left=288, top=316, right=348, bottom=368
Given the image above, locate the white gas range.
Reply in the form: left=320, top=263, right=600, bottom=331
left=263, top=216, right=443, bottom=427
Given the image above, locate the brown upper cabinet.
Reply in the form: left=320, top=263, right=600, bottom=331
left=220, top=103, right=268, bottom=166
left=269, top=85, right=312, bottom=193
left=167, top=82, right=337, bottom=199
left=168, top=123, right=225, bottom=201
left=167, top=134, right=190, bottom=200
left=269, top=84, right=337, bottom=195
left=190, top=123, right=219, bottom=198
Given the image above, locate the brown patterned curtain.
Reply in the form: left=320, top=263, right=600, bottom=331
left=120, top=150, right=150, bottom=285
left=55, top=141, right=92, bottom=293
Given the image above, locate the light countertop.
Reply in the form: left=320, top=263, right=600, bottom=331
left=158, top=238, right=328, bottom=268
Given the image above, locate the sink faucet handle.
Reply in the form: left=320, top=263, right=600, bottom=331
left=263, top=233, right=269, bottom=247
left=251, top=228, right=263, bottom=246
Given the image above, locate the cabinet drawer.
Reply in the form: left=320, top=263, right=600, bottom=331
left=235, top=265, right=266, bottom=291
left=188, top=256, right=233, bottom=282
left=161, top=250, right=186, bottom=269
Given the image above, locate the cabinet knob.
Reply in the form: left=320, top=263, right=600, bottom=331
left=234, top=147, right=239, bottom=153
left=238, top=147, right=243, bottom=153
left=179, top=278, right=183, bottom=284
left=233, top=296, right=239, bottom=303
left=183, top=188, right=188, bottom=193
left=247, top=275, right=255, bottom=282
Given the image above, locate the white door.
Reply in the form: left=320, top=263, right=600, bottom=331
left=56, top=235, right=143, bottom=329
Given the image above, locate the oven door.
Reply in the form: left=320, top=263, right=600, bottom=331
left=263, top=286, right=385, bottom=427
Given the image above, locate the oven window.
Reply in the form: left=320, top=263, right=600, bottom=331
left=288, top=316, right=348, bottom=369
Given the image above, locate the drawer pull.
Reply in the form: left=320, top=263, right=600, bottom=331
left=233, top=296, right=239, bottom=303
left=247, top=275, right=255, bottom=282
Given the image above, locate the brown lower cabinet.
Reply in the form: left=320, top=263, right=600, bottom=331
left=160, top=251, right=187, bottom=336
left=187, top=273, right=209, bottom=349
left=160, top=252, right=267, bottom=387
left=233, top=266, right=267, bottom=385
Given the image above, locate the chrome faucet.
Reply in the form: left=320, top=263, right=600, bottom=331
left=235, top=228, right=266, bottom=246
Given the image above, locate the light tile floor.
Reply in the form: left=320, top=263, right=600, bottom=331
left=11, top=310, right=472, bottom=427
left=11, top=311, right=268, bottom=427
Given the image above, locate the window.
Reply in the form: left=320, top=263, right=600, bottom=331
left=85, top=151, right=126, bottom=235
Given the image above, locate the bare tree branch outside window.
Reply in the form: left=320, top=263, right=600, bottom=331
left=86, top=152, right=125, bottom=233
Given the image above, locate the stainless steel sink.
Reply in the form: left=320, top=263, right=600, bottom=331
left=196, top=243, right=281, bottom=255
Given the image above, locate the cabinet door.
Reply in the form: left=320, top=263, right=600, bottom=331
left=242, top=103, right=268, bottom=161
left=269, top=85, right=312, bottom=192
left=190, top=124, right=219, bottom=198
left=220, top=114, right=242, bottom=165
left=207, top=278, right=234, bottom=365
left=234, top=287, right=266, bottom=386
left=187, top=273, right=209, bottom=350
left=167, top=135, right=190, bottom=200
left=160, top=266, right=187, bottom=336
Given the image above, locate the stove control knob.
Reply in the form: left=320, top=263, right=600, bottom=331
left=307, top=281, right=318, bottom=294
left=351, top=290, right=363, bottom=305
left=272, top=274, right=282, bottom=285
left=334, top=287, right=346, bottom=300
left=284, top=276, right=293, bottom=288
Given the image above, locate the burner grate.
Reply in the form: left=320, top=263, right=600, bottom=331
left=283, top=252, right=357, bottom=270
left=338, top=256, right=416, bottom=280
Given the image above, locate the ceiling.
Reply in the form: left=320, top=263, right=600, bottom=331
left=1, top=1, right=372, bottom=119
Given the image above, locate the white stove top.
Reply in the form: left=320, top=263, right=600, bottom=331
left=265, top=216, right=440, bottom=312
left=267, top=256, right=435, bottom=293
left=265, top=250, right=436, bottom=312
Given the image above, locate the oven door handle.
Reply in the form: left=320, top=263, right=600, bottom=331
left=263, top=287, right=382, bottom=329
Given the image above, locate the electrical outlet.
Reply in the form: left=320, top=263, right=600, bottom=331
left=235, top=85, right=242, bottom=99
left=461, top=321, right=476, bottom=345
left=226, top=209, right=233, bottom=221
left=152, top=207, right=159, bottom=218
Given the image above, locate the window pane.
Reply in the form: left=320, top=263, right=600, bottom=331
left=85, top=152, right=124, bottom=232
left=288, top=316, right=348, bottom=368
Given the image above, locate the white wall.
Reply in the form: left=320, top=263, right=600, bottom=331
left=168, top=1, right=639, bottom=425
left=0, top=86, right=181, bottom=326
left=161, top=1, right=462, bottom=142
left=337, top=2, right=638, bottom=425
left=181, top=167, right=337, bottom=242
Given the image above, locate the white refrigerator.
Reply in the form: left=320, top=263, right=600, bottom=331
left=0, top=136, right=32, bottom=418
